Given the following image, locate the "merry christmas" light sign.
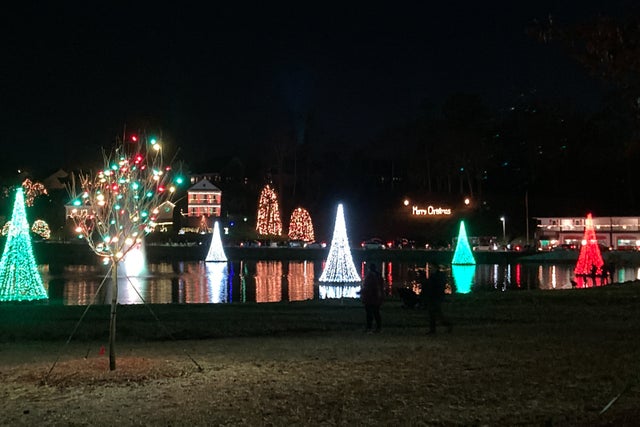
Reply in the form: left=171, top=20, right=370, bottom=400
left=412, top=205, right=452, bottom=216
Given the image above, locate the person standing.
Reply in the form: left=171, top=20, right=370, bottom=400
left=361, top=263, right=385, bottom=333
left=420, top=265, right=452, bottom=335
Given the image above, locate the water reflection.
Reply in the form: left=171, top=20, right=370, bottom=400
left=39, top=260, right=640, bottom=306
left=318, top=284, right=360, bottom=299
left=288, top=261, right=315, bottom=302
left=451, top=265, right=475, bottom=294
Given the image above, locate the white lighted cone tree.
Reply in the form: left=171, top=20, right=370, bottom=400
left=319, top=204, right=361, bottom=283
left=256, top=184, right=282, bottom=236
left=0, top=188, right=48, bottom=302
left=205, top=221, right=227, bottom=262
left=67, top=134, right=181, bottom=370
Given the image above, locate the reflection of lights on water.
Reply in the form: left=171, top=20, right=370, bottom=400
left=255, top=261, right=282, bottom=302
left=122, top=244, right=146, bottom=277
left=538, top=266, right=543, bottom=287
left=636, top=268, right=640, bottom=281
left=288, top=261, right=315, bottom=302
left=205, top=262, right=228, bottom=303
left=551, top=265, right=557, bottom=289
left=451, top=265, right=475, bottom=294
left=319, top=285, right=360, bottom=299
left=493, top=264, right=499, bottom=289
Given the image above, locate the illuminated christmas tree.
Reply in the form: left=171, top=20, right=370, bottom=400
left=31, top=219, right=51, bottom=240
left=256, top=184, right=282, bottom=236
left=0, top=188, right=48, bottom=302
left=288, top=207, right=315, bottom=242
left=205, top=221, right=227, bottom=262
left=575, top=213, right=604, bottom=276
left=452, top=221, right=476, bottom=265
left=67, top=133, right=181, bottom=370
left=319, top=204, right=361, bottom=283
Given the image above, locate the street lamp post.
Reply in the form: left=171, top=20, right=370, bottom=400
left=500, top=216, right=506, bottom=242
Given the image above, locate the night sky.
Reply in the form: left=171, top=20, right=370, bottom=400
left=0, top=1, right=633, bottom=175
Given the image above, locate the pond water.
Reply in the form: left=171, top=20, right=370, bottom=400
left=39, top=259, right=640, bottom=306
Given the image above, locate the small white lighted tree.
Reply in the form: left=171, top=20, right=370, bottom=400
left=205, top=221, right=227, bottom=262
left=68, top=134, right=181, bottom=370
left=319, top=203, right=361, bottom=283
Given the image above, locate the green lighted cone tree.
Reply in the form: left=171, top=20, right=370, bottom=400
left=0, top=188, right=48, bottom=302
left=68, top=134, right=181, bottom=370
left=451, top=221, right=476, bottom=265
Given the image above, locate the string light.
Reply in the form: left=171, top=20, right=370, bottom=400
left=452, top=221, right=476, bottom=265
left=0, top=188, right=48, bottom=301
left=288, top=207, right=315, bottom=242
left=256, top=184, right=282, bottom=236
left=319, top=204, right=361, bottom=283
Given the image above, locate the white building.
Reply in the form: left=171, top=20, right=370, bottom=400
left=535, top=216, right=640, bottom=250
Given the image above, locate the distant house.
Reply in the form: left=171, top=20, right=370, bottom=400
left=187, top=179, right=222, bottom=218
left=177, top=179, right=222, bottom=234
left=154, top=200, right=175, bottom=232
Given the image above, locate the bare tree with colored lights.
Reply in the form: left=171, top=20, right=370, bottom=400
left=67, top=134, right=181, bottom=370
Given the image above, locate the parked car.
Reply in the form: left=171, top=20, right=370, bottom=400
left=304, top=241, right=327, bottom=248
left=361, top=238, right=386, bottom=249
left=388, top=237, right=415, bottom=249
left=240, top=240, right=261, bottom=247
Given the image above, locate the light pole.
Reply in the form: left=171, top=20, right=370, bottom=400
left=500, top=216, right=506, bottom=242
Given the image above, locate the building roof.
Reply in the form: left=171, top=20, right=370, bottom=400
left=188, top=178, right=221, bottom=192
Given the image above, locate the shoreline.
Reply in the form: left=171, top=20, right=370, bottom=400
left=32, top=241, right=640, bottom=265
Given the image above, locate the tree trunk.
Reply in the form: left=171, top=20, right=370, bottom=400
left=109, top=260, right=118, bottom=371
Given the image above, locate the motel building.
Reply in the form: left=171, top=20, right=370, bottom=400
left=534, top=216, right=640, bottom=251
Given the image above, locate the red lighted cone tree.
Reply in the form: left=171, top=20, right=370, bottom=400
left=574, top=213, right=604, bottom=275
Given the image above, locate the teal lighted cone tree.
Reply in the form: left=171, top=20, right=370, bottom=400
left=67, top=133, right=181, bottom=370
left=0, top=188, right=48, bottom=302
left=205, top=221, right=227, bottom=262
left=319, top=204, right=361, bottom=283
left=452, top=221, right=476, bottom=265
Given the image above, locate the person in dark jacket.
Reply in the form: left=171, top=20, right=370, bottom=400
left=361, top=263, right=385, bottom=333
left=419, top=265, right=452, bottom=335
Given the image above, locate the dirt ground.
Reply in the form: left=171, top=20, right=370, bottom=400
left=1, top=322, right=639, bottom=426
